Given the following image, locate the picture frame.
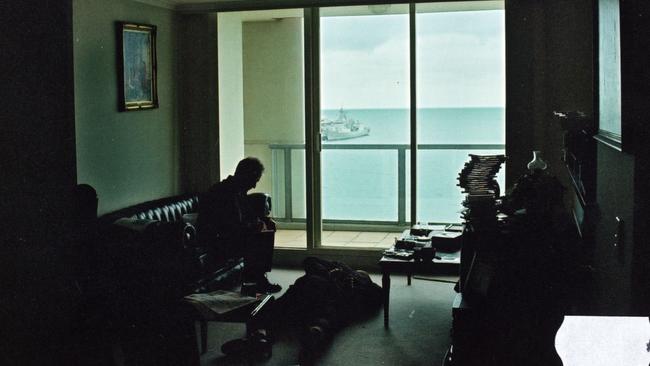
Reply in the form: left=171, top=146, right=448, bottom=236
left=116, top=22, right=158, bottom=111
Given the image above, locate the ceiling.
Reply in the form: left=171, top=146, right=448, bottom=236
left=133, top=0, right=504, bottom=13
left=133, top=0, right=222, bottom=10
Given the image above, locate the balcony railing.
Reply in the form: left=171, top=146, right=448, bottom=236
left=269, top=143, right=505, bottom=227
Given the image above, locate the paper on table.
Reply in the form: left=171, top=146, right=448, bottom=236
left=184, top=290, right=258, bottom=317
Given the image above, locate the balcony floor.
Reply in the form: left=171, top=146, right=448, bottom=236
left=275, top=229, right=400, bottom=249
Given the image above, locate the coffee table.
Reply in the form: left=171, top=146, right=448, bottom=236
left=379, top=252, right=460, bottom=328
left=184, top=292, right=274, bottom=354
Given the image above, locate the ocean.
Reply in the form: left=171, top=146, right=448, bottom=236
left=321, top=107, right=504, bottom=145
left=273, top=108, right=505, bottom=223
left=319, top=107, right=505, bottom=224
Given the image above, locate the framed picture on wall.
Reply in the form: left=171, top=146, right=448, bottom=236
left=116, top=22, right=158, bottom=111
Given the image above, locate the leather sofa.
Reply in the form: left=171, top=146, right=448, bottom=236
left=99, top=194, right=244, bottom=300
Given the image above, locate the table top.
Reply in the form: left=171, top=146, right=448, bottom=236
left=185, top=292, right=273, bottom=322
left=379, top=249, right=461, bottom=272
left=380, top=226, right=462, bottom=273
left=380, top=249, right=461, bottom=264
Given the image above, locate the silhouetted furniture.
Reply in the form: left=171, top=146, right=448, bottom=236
left=448, top=221, right=569, bottom=366
left=99, top=194, right=245, bottom=297
left=94, top=194, right=275, bottom=366
left=448, top=155, right=572, bottom=366
left=554, top=111, right=597, bottom=239
left=378, top=240, right=460, bottom=328
left=184, top=293, right=274, bottom=354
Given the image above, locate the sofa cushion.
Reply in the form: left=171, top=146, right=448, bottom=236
left=99, top=194, right=198, bottom=227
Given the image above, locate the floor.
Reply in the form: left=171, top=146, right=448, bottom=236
left=275, top=229, right=401, bottom=249
left=199, top=267, right=459, bottom=366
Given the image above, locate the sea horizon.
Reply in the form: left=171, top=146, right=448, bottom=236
left=300, top=107, right=505, bottom=223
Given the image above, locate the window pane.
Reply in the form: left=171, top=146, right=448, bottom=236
left=219, top=9, right=307, bottom=248
left=322, top=149, right=398, bottom=221
left=598, top=0, right=622, bottom=137
left=320, top=5, right=410, bottom=233
left=416, top=2, right=506, bottom=223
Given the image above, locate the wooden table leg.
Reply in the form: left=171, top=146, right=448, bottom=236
left=200, top=321, right=207, bottom=354
left=382, top=270, right=390, bottom=329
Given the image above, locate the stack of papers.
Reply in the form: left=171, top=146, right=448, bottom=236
left=184, top=290, right=258, bottom=318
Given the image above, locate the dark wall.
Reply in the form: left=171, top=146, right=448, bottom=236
left=506, top=0, right=594, bottom=189
left=505, top=0, right=545, bottom=185
left=506, top=0, right=650, bottom=315
left=177, top=13, right=220, bottom=193
left=623, top=1, right=650, bottom=314
left=1, top=1, right=80, bottom=364
left=542, top=0, right=595, bottom=191
left=1, top=0, right=77, bottom=239
left=587, top=0, right=650, bottom=316
left=590, top=144, right=635, bottom=315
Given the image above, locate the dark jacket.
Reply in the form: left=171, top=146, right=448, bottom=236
left=196, top=176, right=247, bottom=256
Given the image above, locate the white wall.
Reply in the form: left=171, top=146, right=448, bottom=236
left=242, top=18, right=305, bottom=196
left=74, top=0, right=180, bottom=214
left=218, top=12, right=246, bottom=179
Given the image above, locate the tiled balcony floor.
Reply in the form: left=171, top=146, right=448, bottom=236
left=275, top=229, right=401, bottom=249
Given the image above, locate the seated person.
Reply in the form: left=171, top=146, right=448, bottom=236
left=196, top=157, right=280, bottom=293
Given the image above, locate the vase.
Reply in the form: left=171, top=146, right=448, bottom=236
left=527, top=150, right=548, bottom=172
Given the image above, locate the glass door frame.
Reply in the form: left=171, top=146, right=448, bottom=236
left=304, top=7, right=322, bottom=250
left=214, top=1, right=505, bottom=253
left=308, top=5, right=418, bottom=249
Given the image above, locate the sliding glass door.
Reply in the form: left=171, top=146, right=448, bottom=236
left=218, top=9, right=307, bottom=248
left=319, top=5, right=410, bottom=247
left=415, top=2, right=505, bottom=224
left=216, top=1, right=505, bottom=251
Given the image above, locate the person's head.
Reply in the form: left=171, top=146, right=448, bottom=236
left=234, top=157, right=264, bottom=191
left=71, top=184, right=98, bottom=223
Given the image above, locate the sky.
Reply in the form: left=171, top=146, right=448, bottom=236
left=320, top=10, right=505, bottom=110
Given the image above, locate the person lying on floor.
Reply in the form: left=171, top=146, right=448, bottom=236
left=221, top=257, right=383, bottom=361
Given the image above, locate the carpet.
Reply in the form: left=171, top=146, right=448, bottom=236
left=199, top=268, right=458, bottom=366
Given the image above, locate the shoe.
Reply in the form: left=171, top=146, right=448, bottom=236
left=299, top=326, right=324, bottom=365
left=249, top=330, right=272, bottom=360
left=305, top=318, right=330, bottom=348
left=220, top=331, right=272, bottom=360
left=257, top=276, right=282, bottom=294
left=306, top=325, right=325, bottom=348
left=221, top=337, right=248, bottom=355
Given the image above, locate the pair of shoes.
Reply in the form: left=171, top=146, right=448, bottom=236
left=257, top=275, right=282, bottom=294
left=221, top=330, right=272, bottom=360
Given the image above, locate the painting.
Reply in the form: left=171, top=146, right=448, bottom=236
left=117, top=22, right=158, bottom=111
